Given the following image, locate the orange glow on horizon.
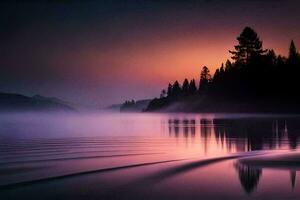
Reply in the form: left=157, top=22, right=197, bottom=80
left=52, top=28, right=294, bottom=92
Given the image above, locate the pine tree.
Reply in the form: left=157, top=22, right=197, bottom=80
left=225, top=60, right=232, bottom=71
left=167, top=83, right=172, bottom=97
left=199, top=66, right=211, bottom=91
left=213, top=69, right=220, bottom=82
left=220, top=63, right=225, bottom=74
left=189, top=79, right=197, bottom=95
left=182, top=78, right=189, bottom=96
left=229, top=27, right=266, bottom=64
left=287, top=40, right=300, bottom=91
left=160, top=89, right=166, bottom=98
left=277, top=55, right=285, bottom=66
left=289, top=40, right=298, bottom=59
left=266, top=49, right=276, bottom=65
left=287, top=40, right=300, bottom=66
left=172, top=80, right=182, bottom=97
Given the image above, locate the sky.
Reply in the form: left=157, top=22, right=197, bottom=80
left=1, top=0, right=300, bottom=107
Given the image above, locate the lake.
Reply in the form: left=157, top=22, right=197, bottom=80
left=0, top=112, right=300, bottom=200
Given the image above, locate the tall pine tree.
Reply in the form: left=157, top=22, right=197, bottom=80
left=229, top=27, right=266, bottom=64
left=189, top=79, right=197, bottom=95
left=199, top=66, right=211, bottom=91
left=182, top=79, right=190, bottom=96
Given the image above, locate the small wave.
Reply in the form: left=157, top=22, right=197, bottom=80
left=134, top=151, right=271, bottom=184
left=0, top=151, right=272, bottom=190
left=0, top=159, right=185, bottom=190
left=0, top=152, right=164, bottom=165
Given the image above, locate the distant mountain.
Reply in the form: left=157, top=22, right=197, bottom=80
left=0, top=93, right=76, bottom=112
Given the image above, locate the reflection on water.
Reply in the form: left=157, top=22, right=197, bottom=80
left=235, top=162, right=298, bottom=194
left=1, top=113, right=300, bottom=199
left=235, top=164, right=262, bottom=193
left=166, top=116, right=300, bottom=194
left=291, top=170, right=297, bottom=189
left=166, top=117, right=300, bottom=152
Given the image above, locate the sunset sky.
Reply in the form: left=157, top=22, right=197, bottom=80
left=1, top=0, right=300, bottom=106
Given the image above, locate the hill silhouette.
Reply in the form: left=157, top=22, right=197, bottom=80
left=0, top=92, right=75, bottom=112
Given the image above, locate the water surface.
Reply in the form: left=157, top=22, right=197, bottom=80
left=1, top=112, right=300, bottom=199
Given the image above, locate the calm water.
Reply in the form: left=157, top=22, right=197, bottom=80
left=0, top=112, right=300, bottom=200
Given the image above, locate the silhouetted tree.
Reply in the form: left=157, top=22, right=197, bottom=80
left=289, top=40, right=298, bottom=59
left=189, top=79, right=197, bottom=95
left=172, top=80, right=182, bottom=98
left=287, top=40, right=300, bottom=66
left=286, top=40, right=300, bottom=98
left=277, top=55, right=286, bottom=66
left=229, top=27, right=266, bottom=64
left=146, top=26, right=300, bottom=112
left=182, top=78, right=190, bottom=96
left=213, top=63, right=225, bottom=86
left=167, top=83, right=173, bottom=97
left=276, top=55, right=287, bottom=88
left=266, top=49, right=276, bottom=65
left=214, top=68, right=220, bottom=78
left=199, top=66, right=211, bottom=91
left=120, top=99, right=136, bottom=111
left=213, top=69, right=220, bottom=82
left=225, top=60, right=232, bottom=71
left=160, top=89, right=166, bottom=98
left=220, top=63, right=225, bottom=74
left=123, top=99, right=135, bottom=105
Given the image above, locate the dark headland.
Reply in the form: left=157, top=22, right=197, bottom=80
left=140, top=27, right=300, bottom=113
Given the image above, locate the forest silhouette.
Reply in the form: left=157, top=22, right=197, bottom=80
left=145, top=26, right=300, bottom=113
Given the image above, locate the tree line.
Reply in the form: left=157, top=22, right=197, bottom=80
left=146, top=26, right=300, bottom=111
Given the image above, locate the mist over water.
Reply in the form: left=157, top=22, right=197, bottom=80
left=1, top=112, right=300, bottom=199
left=0, top=112, right=166, bottom=138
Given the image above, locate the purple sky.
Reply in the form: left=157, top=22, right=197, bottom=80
left=1, top=0, right=300, bottom=107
